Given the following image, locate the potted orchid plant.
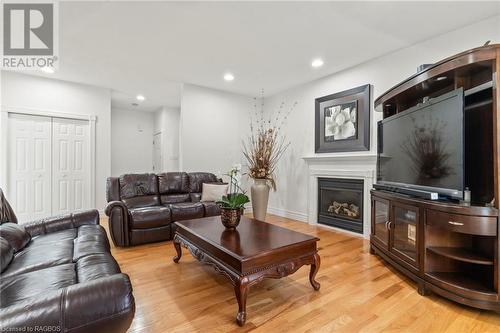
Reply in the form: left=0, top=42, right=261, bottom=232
left=216, top=164, right=250, bottom=229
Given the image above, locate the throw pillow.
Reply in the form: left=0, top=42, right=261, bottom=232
left=0, top=237, right=14, bottom=272
left=201, top=183, right=228, bottom=202
left=0, top=222, right=31, bottom=252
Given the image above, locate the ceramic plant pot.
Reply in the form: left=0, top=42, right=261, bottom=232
left=251, top=178, right=270, bottom=221
left=220, top=207, right=244, bottom=229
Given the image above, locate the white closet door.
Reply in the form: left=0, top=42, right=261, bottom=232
left=7, top=114, right=52, bottom=222
left=52, top=118, right=90, bottom=215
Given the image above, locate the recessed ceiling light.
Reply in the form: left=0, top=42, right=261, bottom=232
left=224, top=73, right=234, bottom=81
left=436, top=76, right=447, bottom=81
left=136, top=95, right=145, bottom=101
left=311, top=58, right=324, bottom=68
left=41, top=66, right=55, bottom=74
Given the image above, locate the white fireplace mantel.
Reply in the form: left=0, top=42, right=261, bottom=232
left=302, top=154, right=376, bottom=238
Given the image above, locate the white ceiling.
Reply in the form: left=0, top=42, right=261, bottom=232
left=15, top=1, right=500, bottom=111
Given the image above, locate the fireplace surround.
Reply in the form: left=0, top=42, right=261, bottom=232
left=303, top=154, right=376, bottom=238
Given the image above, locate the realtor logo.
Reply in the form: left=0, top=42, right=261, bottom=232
left=1, top=1, right=58, bottom=70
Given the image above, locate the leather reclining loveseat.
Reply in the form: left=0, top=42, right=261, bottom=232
left=105, top=172, right=222, bottom=247
left=0, top=190, right=135, bottom=333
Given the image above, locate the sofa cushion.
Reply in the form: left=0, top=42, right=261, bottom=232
left=0, top=263, right=76, bottom=308
left=1, top=237, right=14, bottom=273
left=161, top=193, right=190, bottom=205
left=188, top=172, right=219, bottom=193
left=77, top=224, right=106, bottom=238
left=170, top=202, right=204, bottom=221
left=129, top=206, right=171, bottom=229
left=76, top=254, right=121, bottom=283
left=73, top=226, right=110, bottom=261
left=158, top=172, right=189, bottom=194
left=29, top=228, right=77, bottom=246
left=0, top=223, right=31, bottom=252
left=202, top=202, right=221, bottom=217
left=130, top=225, right=170, bottom=245
left=120, top=174, right=160, bottom=208
left=1, top=239, right=74, bottom=278
left=119, top=173, right=158, bottom=199
left=190, top=193, right=202, bottom=202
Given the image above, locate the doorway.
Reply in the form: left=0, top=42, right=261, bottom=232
left=153, top=132, right=163, bottom=172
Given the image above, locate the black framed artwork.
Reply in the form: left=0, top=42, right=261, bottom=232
left=315, top=84, right=371, bottom=153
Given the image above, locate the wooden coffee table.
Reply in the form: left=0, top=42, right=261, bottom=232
left=172, top=216, right=320, bottom=326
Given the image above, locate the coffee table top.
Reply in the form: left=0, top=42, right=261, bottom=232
left=175, top=216, right=319, bottom=260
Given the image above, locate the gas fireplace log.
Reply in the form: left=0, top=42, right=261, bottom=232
left=327, top=201, right=360, bottom=218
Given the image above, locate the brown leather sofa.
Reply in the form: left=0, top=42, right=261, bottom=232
left=105, top=172, right=222, bottom=247
left=0, top=189, right=135, bottom=333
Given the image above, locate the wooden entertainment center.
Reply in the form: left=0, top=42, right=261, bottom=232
left=371, top=44, right=500, bottom=312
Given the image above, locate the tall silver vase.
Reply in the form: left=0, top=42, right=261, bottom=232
left=251, top=178, right=270, bottom=221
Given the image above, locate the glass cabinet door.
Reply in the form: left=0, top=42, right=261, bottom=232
left=391, top=204, right=419, bottom=266
left=372, top=198, right=390, bottom=248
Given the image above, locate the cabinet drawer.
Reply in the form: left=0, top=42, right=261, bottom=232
left=426, top=209, right=497, bottom=236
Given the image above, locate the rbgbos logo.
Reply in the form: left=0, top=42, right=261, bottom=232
left=1, top=1, right=58, bottom=70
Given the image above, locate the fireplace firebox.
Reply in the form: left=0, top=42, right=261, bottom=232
left=318, top=178, right=364, bottom=233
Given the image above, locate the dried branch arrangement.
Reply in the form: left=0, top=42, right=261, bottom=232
left=242, top=90, right=297, bottom=190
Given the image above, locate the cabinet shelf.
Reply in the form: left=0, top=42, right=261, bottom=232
left=427, top=246, right=493, bottom=265
left=427, top=272, right=496, bottom=295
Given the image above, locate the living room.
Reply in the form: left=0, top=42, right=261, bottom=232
left=1, top=1, right=500, bottom=332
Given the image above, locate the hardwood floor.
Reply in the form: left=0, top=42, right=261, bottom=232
left=102, top=215, right=500, bottom=332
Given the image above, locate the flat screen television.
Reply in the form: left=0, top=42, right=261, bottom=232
left=377, top=88, right=464, bottom=199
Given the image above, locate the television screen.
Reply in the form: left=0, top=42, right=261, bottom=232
left=377, top=89, right=464, bottom=199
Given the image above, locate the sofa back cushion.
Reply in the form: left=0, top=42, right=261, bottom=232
left=119, top=174, right=159, bottom=208
left=158, top=172, right=189, bottom=194
left=0, top=237, right=14, bottom=272
left=188, top=172, right=219, bottom=193
left=0, top=222, right=31, bottom=252
left=158, top=172, right=190, bottom=205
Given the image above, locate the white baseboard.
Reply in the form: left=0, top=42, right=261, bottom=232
left=266, top=206, right=308, bottom=223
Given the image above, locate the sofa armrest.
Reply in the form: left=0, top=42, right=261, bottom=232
left=0, top=274, right=135, bottom=333
left=23, top=210, right=100, bottom=237
left=105, top=201, right=130, bottom=247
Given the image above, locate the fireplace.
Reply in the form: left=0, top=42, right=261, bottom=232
left=318, top=178, right=364, bottom=234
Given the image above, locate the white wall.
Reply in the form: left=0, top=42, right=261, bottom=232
left=1, top=71, right=111, bottom=211
left=154, top=106, right=180, bottom=172
left=264, top=15, right=500, bottom=219
left=180, top=84, right=253, bottom=177
left=111, top=108, right=154, bottom=176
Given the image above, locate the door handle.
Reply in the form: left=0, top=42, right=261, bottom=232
left=385, top=220, right=390, bottom=230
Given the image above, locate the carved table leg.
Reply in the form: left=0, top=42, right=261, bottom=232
left=173, top=235, right=182, bottom=263
left=309, top=252, right=321, bottom=291
left=234, top=277, right=249, bottom=326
